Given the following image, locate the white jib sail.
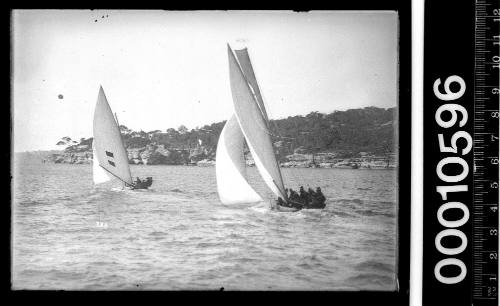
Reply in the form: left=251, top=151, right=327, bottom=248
left=216, top=115, right=263, bottom=204
left=92, top=143, right=111, bottom=184
left=227, top=45, right=287, bottom=201
left=92, top=86, right=133, bottom=186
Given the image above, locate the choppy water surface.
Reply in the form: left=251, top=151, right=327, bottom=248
left=12, top=161, right=398, bottom=290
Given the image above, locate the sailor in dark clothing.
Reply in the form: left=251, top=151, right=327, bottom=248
left=316, top=187, right=325, bottom=201
left=302, top=187, right=313, bottom=208
left=286, top=190, right=303, bottom=209
left=145, top=177, right=153, bottom=187
left=299, top=186, right=308, bottom=205
left=135, top=177, right=142, bottom=186
left=310, top=187, right=326, bottom=208
left=308, top=187, right=315, bottom=196
left=290, top=199, right=304, bottom=209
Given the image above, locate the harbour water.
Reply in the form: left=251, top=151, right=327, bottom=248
left=12, top=161, right=398, bottom=290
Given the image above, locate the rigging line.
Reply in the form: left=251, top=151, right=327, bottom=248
left=252, top=60, right=304, bottom=186
left=245, top=61, right=298, bottom=187
left=257, top=87, right=300, bottom=184
left=99, top=165, right=134, bottom=188
left=272, top=179, right=288, bottom=202
left=113, top=112, right=133, bottom=180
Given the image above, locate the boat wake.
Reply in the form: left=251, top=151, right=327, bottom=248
left=248, top=202, right=270, bottom=214
left=109, top=187, right=154, bottom=193
left=110, top=187, right=127, bottom=193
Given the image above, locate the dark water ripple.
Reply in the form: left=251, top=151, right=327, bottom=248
left=12, top=163, right=397, bottom=290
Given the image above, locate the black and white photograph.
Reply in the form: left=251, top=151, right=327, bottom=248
left=12, top=10, right=404, bottom=291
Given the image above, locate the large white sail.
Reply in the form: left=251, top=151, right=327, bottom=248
left=227, top=45, right=287, bottom=201
left=92, top=86, right=133, bottom=186
left=92, top=144, right=111, bottom=184
left=216, top=115, right=263, bottom=204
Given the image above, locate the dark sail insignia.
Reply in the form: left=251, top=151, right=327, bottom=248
left=108, top=160, right=116, bottom=167
left=105, top=151, right=114, bottom=157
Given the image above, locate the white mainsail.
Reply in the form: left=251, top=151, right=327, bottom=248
left=227, top=45, right=287, bottom=201
left=216, top=115, right=263, bottom=204
left=92, top=86, right=133, bottom=186
left=233, top=48, right=269, bottom=124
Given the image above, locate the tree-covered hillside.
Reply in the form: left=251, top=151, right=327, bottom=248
left=57, top=106, right=396, bottom=164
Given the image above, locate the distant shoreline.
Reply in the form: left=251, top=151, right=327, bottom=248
left=16, top=152, right=396, bottom=170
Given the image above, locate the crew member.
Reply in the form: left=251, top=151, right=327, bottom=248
left=314, top=187, right=326, bottom=208
left=299, top=186, right=308, bottom=205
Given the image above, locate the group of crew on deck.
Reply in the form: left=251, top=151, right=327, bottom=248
left=276, top=186, right=326, bottom=209
left=133, top=177, right=153, bottom=189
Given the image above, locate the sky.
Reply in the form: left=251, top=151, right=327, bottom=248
left=12, top=10, right=398, bottom=152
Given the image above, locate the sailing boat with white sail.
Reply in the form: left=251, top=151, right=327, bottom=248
left=216, top=45, right=307, bottom=212
left=92, top=86, right=152, bottom=190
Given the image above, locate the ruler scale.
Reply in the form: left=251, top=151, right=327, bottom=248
left=472, top=0, right=500, bottom=304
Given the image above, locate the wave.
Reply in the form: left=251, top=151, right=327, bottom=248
left=345, top=273, right=394, bottom=289
left=149, top=231, right=167, bottom=237
left=355, top=260, right=394, bottom=273
left=354, top=209, right=395, bottom=218
left=17, top=200, right=49, bottom=207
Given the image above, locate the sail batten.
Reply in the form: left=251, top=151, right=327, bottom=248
left=92, top=86, right=133, bottom=186
left=227, top=45, right=287, bottom=201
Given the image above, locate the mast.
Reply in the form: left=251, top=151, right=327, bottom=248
left=233, top=46, right=287, bottom=201
left=227, top=44, right=288, bottom=202
left=114, top=112, right=133, bottom=188
left=114, top=112, right=120, bottom=128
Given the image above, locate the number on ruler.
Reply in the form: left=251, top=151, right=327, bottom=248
left=491, top=206, right=498, bottom=213
left=491, top=111, right=499, bottom=118
left=491, top=182, right=498, bottom=189
left=490, top=252, right=498, bottom=260
left=490, top=229, right=498, bottom=236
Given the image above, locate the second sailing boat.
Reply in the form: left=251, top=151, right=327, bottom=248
left=92, top=86, right=153, bottom=190
left=216, top=44, right=326, bottom=211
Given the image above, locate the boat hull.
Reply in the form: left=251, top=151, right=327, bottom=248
left=269, top=200, right=301, bottom=212
left=304, top=206, right=326, bottom=210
